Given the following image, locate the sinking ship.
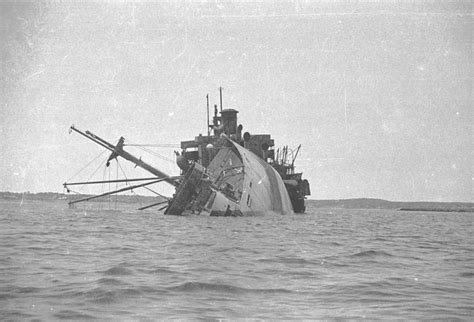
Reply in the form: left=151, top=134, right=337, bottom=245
left=65, top=89, right=310, bottom=216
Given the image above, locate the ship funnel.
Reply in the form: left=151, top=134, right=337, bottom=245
left=221, top=109, right=238, bottom=135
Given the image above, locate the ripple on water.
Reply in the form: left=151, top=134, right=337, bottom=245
left=102, top=265, right=133, bottom=276
left=0, top=310, right=36, bottom=320
left=350, top=250, right=394, bottom=258
left=83, top=285, right=165, bottom=304
left=167, top=281, right=293, bottom=295
left=137, top=267, right=178, bottom=275
left=2, top=286, right=42, bottom=297
left=53, top=309, right=97, bottom=320
left=96, top=277, right=129, bottom=286
left=459, top=272, right=474, bottom=278
left=84, top=287, right=120, bottom=304
left=257, top=256, right=319, bottom=265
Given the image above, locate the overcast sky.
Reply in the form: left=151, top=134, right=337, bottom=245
left=1, top=1, right=472, bottom=202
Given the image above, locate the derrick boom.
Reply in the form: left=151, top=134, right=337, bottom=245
left=69, top=125, right=178, bottom=186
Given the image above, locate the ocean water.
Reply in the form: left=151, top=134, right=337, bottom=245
left=1, top=199, right=473, bottom=320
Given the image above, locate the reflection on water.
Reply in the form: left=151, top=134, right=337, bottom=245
left=0, top=199, right=472, bottom=320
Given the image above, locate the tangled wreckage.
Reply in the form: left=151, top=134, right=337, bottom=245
left=64, top=89, right=310, bottom=216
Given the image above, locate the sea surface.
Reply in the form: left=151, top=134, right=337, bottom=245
left=1, top=199, right=473, bottom=320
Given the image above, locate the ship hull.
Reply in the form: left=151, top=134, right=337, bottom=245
left=229, top=141, right=293, bottom=215
left=166, top=139, right=294, bottom=216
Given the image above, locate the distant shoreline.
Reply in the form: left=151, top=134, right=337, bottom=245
left=1, top=192, right=472, bottom=212
left=398, top=208, right=473, bottom=213
left=310, top=198, right=473, bottom=213
left=0, top=191, right=160, bottom=204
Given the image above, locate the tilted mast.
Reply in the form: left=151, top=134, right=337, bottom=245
left=69, top=125, right=178, bottom=187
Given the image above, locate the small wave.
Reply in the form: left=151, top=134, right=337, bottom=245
left=215, top=246, right=258, bottom=253
left=53, top=309, right=97, bottom=319
left=280, top=257, right=319, bottom=265
left=258, top=256, right=318, bottom=265
left=0, top=293, right=14, bottom=300
left=97, top=277, right=128, bottom=286
left=459, top=272, right=474, bottom=278
left=102, top=265, right=133, bottom=276
left=374, top=237, right=390, bottom=242
left=360, top=289, right=402, bottom=299
left=85, top=288, right=118, bottom=304
left=15, top=286, right=42, bottom=294
left=322, top=262, right=350, bottom=268
left=0, top=310, right=36, bottom=320
left=351, top=250, right=393, bottom=258
left=137, top=267, right=177, bottom=275
left=282, top=270, right=319, bottom=278
left=386, top=277, right=407, bottom=283
left=84, top=286, right=151, bottom=304
left=168, top=281, right=292, bottom=295
left=25, top=246, right=53, bottom=251
left=107, top=246, right=138, bottom=252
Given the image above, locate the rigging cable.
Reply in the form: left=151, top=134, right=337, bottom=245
left=116, top=159, right=140, bottom=203
left=108, top=163, right=112, bottom=209
left=66, top=153, right=109, bottom=194
left=124, top=143, right=180, bottom=148
left=115, top=159, right=119, bottom=209
left=65, top=150, right=108, bottom=183
left=126, top=139, right=175, bottom=164
left=99, top=161, right=107, bottom=210
left=138, top=145, right=174, bottom=163
left=117, top=160, right=129, bottom=184
left=116, top=159, right=169, bottom=201
left=143, top=186, right=170, bottom=200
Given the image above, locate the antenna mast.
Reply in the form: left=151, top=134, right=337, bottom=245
left=206, top=94, right=210, bottom=136
left=219, top=86, right=223, bottom=112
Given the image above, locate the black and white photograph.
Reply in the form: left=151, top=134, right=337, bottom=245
left=1, top=1, right=472, bottom=320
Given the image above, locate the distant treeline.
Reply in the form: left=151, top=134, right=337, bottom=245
left=0, top=191, right=160, bottom=204
left=308, top=198, right=473, bottom=213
